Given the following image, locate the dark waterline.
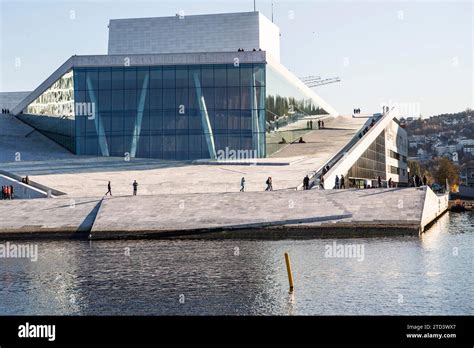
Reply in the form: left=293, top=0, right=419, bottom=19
left=1, top=212, right=473, bottom=315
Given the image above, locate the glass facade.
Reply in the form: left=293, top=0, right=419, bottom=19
left=266, top=65, right=326, bottom=120
left=74, top=64, right=265, bottom=160
left=265, top=64, right=327, bottom=155
left=347, top=131, right=386, bottom=181
left=21, top=64, right=266, bottom=160
left=19, top=71, right=75, bottom=151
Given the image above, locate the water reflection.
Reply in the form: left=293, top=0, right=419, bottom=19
left=0, top=212, right=472, bottom=315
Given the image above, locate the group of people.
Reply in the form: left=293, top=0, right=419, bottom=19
left=21, top=176, right=30, bottom=185
left=411, top=174, right=427, bottom=187
left=240, top=171, right=427, bottom=193
left=237, top=48, right=262, bottom=52
left=104, top=180, right=139, bottom=196
left=102, top=173, right=427, bottom=197
left=358, top=119, right=377, bottom=139
left=2, top=185, right=14, bottom=199
left=1, top=108, right=10, bottom=114
left=353, top=108, right=361, bottom=114
left=278, top=136, right=308, bottom=145
left=334, top=175, right=346, bottom=189
left=305, top=120, right=325, bottom=129
left=239, top=177, right=273, bottom=192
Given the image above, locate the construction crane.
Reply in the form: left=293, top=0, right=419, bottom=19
left=300, top=75, right=341, bottom=87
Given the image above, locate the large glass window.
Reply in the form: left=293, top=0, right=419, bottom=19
left=72, top=63, right=265, bottom=160
left=265, top=63, right=327, bottom=155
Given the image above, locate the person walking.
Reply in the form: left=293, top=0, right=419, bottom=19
left=318, top=120, right=321, bottom=129
left=340, top=175, right=345, bottom=189
left=265, top=177, right=273, bottom=191
left=388, top=178, right=392, bottom=188
left=240, top=177, right=246, bottom=192
left=132, top=180, right=138, bottom=196
left=335, top=175, right=339, bottom=189
left=422, top=175, right=427, bottom=186
left=377, top=176, right=382, bottom=188
left=105, top=181, right=112, bottom=196
left=303, top=175, right=310, bottom=190
left=321, top=120, right=325, bottom=128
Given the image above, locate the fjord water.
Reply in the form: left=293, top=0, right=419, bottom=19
left=1, top=212, right=472, bottom=315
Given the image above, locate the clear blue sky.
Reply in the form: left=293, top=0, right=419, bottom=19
left=0, top=0, right=472, bottom=117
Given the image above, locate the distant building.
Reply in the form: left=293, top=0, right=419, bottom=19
left=460, top=162, right=474, bottom=187
left=416, top=148, right=430, bottom=162
left=410, top=134, right=426, bottom=143
left=435, top=144, right=457, bottom=156
left=463, top=144, right=474, bottom=155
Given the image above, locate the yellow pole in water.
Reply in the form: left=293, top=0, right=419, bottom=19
left=284, top=252, right=294, bottom=292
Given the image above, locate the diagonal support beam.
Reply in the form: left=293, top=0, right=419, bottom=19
left=86, top=76, right=109, bottom=156
left=193, top=72, right=216, bottom=159
left=130, top=73, right=150, bottom=158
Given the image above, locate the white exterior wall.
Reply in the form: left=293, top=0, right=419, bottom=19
left=258, top=13, right=280, bottom=62
left=421, top=187, right=449, bottom=232
left=385, top=120, right=408, bottom=184
left=108, top=12, right=280, bottom=61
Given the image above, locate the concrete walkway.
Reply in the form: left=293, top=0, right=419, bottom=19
left=0, top=197, right=101, bottom=238
left=0, top=188, right=429, bottom=239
